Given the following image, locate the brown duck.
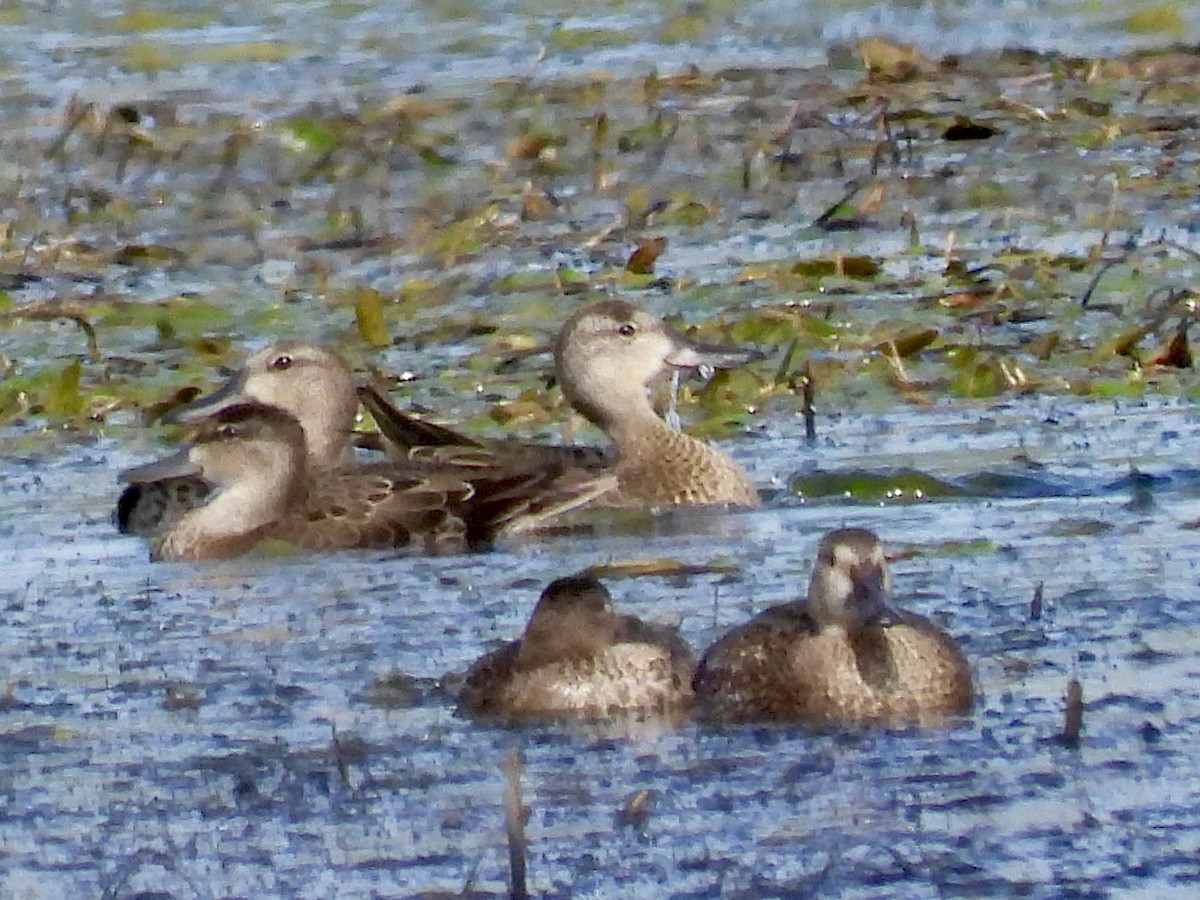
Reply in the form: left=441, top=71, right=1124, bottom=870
left=118, top=341, right=359, bottom=536
left=120, top=403, right=614, bottom=562
left=458, top=574, right=695, bottom=720
left=360, top=298, right=763, bottom=508
left=693, top=528, right=972, bottom=726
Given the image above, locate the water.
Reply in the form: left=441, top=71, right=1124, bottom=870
left=6, top=2, right=1200, bottom=896
left=4, top=393, right=1200, bottom=895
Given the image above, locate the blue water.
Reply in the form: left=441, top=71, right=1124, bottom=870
left=6, top=394, right=1200, bottom=895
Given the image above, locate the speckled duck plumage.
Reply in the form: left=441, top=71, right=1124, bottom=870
left=458, top=574, right=696, bottom=720
left=694, top=528, right=972, bottom=727
left=361, top=298, right=762, bottom=509
left=122, top=403, right=614, bottom=562
left=117, top=341, right=358, bottom=536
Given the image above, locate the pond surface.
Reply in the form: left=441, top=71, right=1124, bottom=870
left=7, top=394, right=1200, bottom=896
left=5, top=2, right=1200, bottom=898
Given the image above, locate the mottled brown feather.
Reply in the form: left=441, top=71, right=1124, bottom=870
left=140, top=404, right=613, bottom=561
left=459, top=575, right=695, bottom=720
left=694, top=529, right=972, bottom=727
left=360, top=298, right=762, bottom=511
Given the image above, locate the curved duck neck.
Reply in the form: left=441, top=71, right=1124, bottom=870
left=156, top=449, right=306, bottom=560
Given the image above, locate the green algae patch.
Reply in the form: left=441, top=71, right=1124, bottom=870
left=123, top=42, right=174, bottom=73
left=43, top=361, right=84, bottom=419
left=928, top=538, right=998, bottom=556
left=790, top=468, right=963, bottom=503
left=280, top=116, right=344, bottom=155
left=1124, top=4, right=1186, bottom=36
left=902, top=537, right=999, bottom=558
left=112, top=10, right=211, bottom=31
left=542, top=25, right=635, bottom=53
left=198, top=42, right=293, bottom=65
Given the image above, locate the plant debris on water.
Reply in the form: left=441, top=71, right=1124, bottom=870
left=4, top=42, right=1200, bottom=449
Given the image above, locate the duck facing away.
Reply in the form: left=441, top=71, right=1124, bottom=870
left=360, top=298, right=763, bottom=509
left=693, top=528, right=972, bottom=727
left=118, top=341, right=359, bottom=536
left=121, top=403, right=614, bottom=562
left=458, top=574, right=695, bottom=720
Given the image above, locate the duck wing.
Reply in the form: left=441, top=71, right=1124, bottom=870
left=457, top=642, right=522, bottom=717
left=274, top=466, right=475, bottom=552
left=615, top=615, right=697, bottom=686
left=358, top=382, right=612, bottom=471
left=449, top=465, right=617, bottom=547
left=693, top=601, right=817, bottom=720
left=115, top=477, right=212, bottom=536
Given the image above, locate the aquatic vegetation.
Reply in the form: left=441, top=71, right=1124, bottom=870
left=1, top=44, right=1200, bottom=451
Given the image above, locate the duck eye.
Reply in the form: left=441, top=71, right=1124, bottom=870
left=618, top=323, right=636, bottom=337
left=217, top=424, right=237, bottom=439
left=271, top=354, right=293, bottom=370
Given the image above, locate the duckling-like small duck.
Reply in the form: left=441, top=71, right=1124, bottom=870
left=118, top=341, right=358, bottom=536
left=360, top=298, right=763, bottom=508
left=121, top=403, right=614, bottom=562
left=458, top=574, right=695, bottom=720
left=694, top=528, right=972, bottom=726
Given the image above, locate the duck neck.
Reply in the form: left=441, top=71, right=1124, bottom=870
left=158, top=465, right=304, bottom=560
left=586, top=392, right=669, bottom=453
left=301, top=417, right=352, bottom=470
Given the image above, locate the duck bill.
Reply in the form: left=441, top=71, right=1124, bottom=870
left=163, top=372, right=247, bottom=425
left=119, top=448, right=201, bottom=484
left=663, top=333, right=764, bottom=370
left=849, top=562, right=891, bottom=625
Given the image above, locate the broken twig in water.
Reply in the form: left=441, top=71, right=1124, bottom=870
left=2, top=300, right=100, bottom=362
left=1060, top=678, right=1083, bottom=748
left=501, top=749, right=528, bottom=900
left=801, top=360, right=816, bottom=443
left=1030, top=582, right=1044, bottom=621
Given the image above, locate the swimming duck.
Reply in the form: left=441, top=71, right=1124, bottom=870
left=458, top=574, right=695, bottom=719
left=361, top=298, right=763, bottom=508
left=120, top=403, right=615, bottom=562
left=117, top=341, right=358, bottom=536
left=693, top=528, right=972, bottom=726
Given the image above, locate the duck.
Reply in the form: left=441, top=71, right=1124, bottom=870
left=117, top=341, right=359, bottom=536
left=360, top=298, right=763, bottom=508
left=458, top=574, right=695, bottom=720
left=693, top=528, right=972, bottom=726
left=120, top=403, right=615, bottom=562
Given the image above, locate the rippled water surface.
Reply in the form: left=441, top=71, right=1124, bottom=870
left=8, top=395, right=1200, bottom=896
left=6, top=2, right=1200, bottom=898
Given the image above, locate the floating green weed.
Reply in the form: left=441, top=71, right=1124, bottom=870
left=790, top=468, right=962, bottom=502
left=123, top=42, right=173, bottom=72
left=966, top=181, right=1016, bottom=207
left=1124, top=4, right=1186, bottom=36
left=45, top=360, right=83, bottom=419
left=112, top=10, right=207, bottom=31
left=4, top=40, right=1200, bottom=451
left=280, top=117, right=343, bottom=155
left=543, top=26, right=635, bottom=53
left=198, top=42, right=293, bottom=64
